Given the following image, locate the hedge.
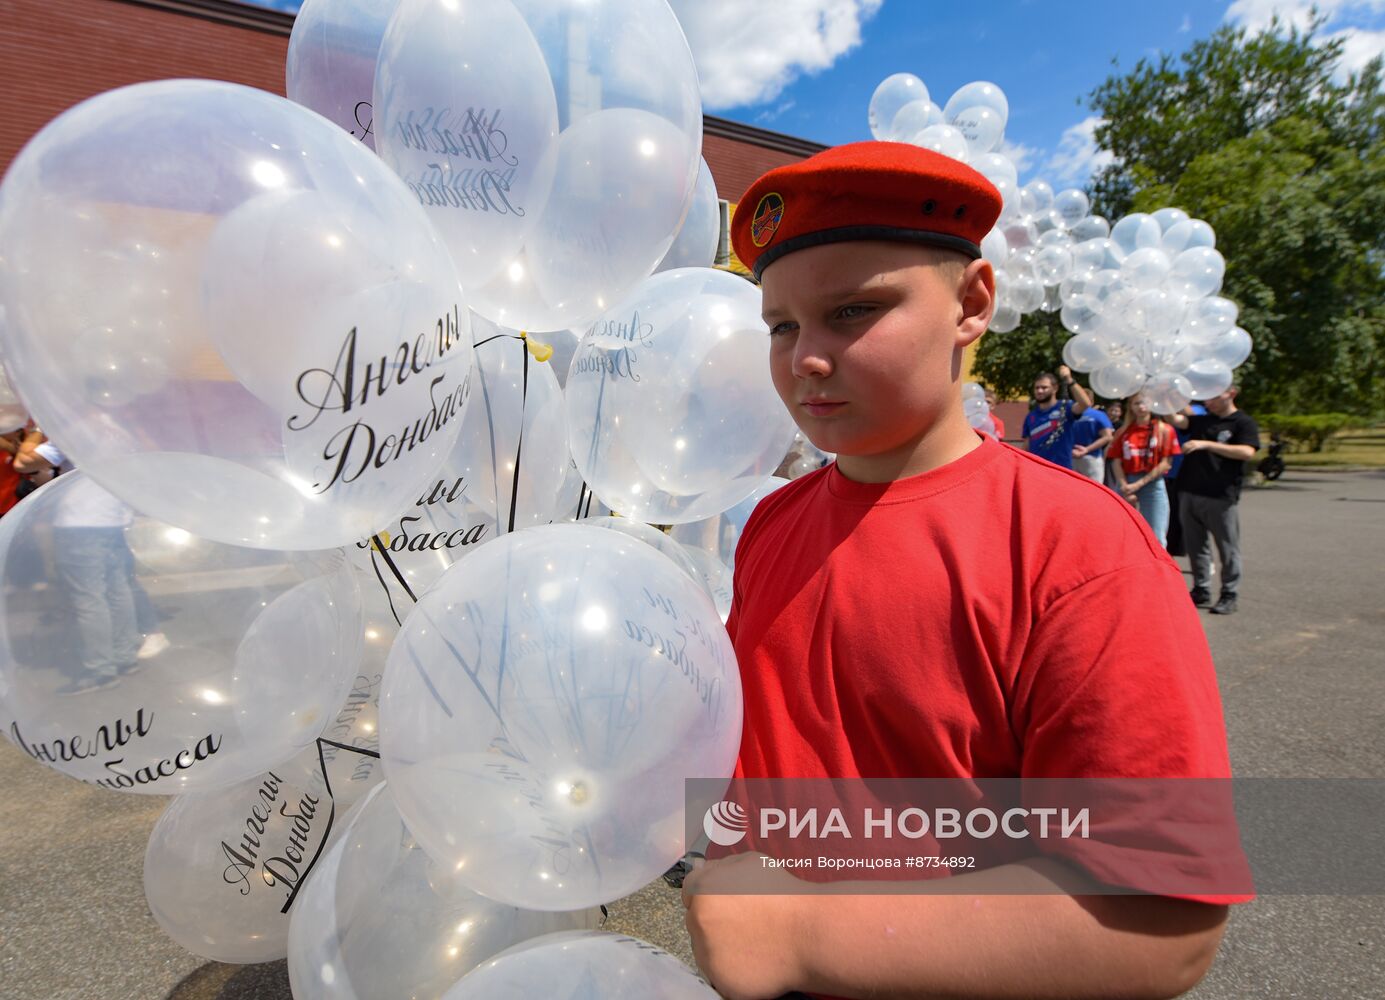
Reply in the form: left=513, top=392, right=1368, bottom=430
left=1256, top=412, right=1358, bottom=452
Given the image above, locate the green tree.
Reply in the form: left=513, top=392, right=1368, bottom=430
left=977, top=18, right=1384, bottom=414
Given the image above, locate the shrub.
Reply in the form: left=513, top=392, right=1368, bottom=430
left=1256, top=412, right=1358, bottom=452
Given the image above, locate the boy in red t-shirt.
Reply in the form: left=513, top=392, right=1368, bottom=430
left=681, top=143, right=1246, bottom=999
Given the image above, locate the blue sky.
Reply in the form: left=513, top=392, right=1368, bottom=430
left=255, top=0, right=1384, bottom=187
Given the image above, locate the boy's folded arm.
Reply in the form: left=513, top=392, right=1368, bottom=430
left=686, top=856, right=1227, bottom=1000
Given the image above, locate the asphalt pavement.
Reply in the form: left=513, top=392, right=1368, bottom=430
left=1, top=467, right=1381, bottom=999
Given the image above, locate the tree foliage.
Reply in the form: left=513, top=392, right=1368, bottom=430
left=976, top=18, right=1384, bottom=414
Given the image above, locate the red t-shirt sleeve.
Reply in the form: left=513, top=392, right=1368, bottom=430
left=1012, top=556, right=1252, bottom=903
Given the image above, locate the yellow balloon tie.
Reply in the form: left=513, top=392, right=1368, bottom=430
left=370, top=531, right=391, bottom=552
left=521, top=331, right=554, bottom=363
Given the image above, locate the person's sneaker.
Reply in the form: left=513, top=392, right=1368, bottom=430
left=57, top=670, right=121, bottom=695
left=137, top=632, right=171, bottom=660
left=1189, top=588, right=1212, bottom=607
left=1210, top=595, right=1238, bottom=615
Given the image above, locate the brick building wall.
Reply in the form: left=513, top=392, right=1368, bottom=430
left=1, top=0, right=821, bottom=203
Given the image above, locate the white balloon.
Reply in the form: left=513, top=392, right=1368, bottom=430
left=947, top=105, right=1005, bottom=154
left=1053, top=189, right=1090, bottom=227
left=980, top=227, right=1009, bottom=267
left=1207, top=326, right=1254, bottom=369
left=1062, top=335, right=1112, bottom=373
left=1070, top=215, right=1110, bottom=241
left=943, top=81, right=1009, bottom=129
left=972, top=152, right=1018, bottom=189
left=1142, top=371, right=1194, bottom=415
left=1167, top=246, right=1225, bottom=300
left=1120, top=247, right=1173, bottom=291
left=1151, top=207, right=1190, bottom=233
left=1110, top=213, right=1164, bottom=257
left=445, top=930, right=718, bottom=1000
left=913, top=124, right=970, bottom=162
left=988, top=301, right=1022, bottom=333
left=285, top=0, right=399, bottom=149
left=288, top=784, right=600, bottom=1000
left=1180, top=296, right=1240, bottom=344
left=1090, top=359, right=1146, bottom=399
left=1020, top=181, right=1055, bottom=216
left=869, top=73, right=929, bottom=140
left=1183, top=359, right=1235, bottom=400
left=1161, top=218, right=1216, bottom=256
left=655, top=157, right=721, bottom=273
left=1033, top=245, right=1073, bottom=286
left=1131, top=288, right=1188, bottom=339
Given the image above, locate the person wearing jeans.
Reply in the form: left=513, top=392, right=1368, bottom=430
left=1106, top=393, right=1180, bottom=545
left=1169, top=388, right=1260, bottom=615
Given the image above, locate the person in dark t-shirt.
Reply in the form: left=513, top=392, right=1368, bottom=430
left=1170, top=388, right=1260, bottom=615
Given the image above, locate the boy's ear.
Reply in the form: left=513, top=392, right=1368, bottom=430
left=957, top=259, right=995, bottom=348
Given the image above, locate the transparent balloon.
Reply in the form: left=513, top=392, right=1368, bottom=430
left=1039, top=284, right=1063, bottom=313
left=530, top=328, right=582, bottom=390
left=1090, top=359, right=1147, bottom=399
left=1131, top=288, right=1188, bottom=339
left=1120, top=247, right=1172, bottom=291
left=889, top=100, right=941, bottom=142
left=669, top=476, right=788, bottom=572
left=1002, top=219, right=1039, bottom=254
left=286, top=0, right=399, bottom=149
left=1183, top=359, right=1235, bottom=400
left=144, top=766, right=332, bottom=963
left=943, top=81, right=1009, bottom=130
left=1053, top=189, right=1090, bottom=227
left=1110, top=214, right=1164, bottom=257
left=566, top=268, right=795, bottom=523
left=1070, top=215, right=1111, bottom=241
left=0, top=365, right=26, bottom=433
left=1180, top=296, right=1240, bottom=344
left=445, top=930, right=718, bottom=1000
left=0, top=81, right=471, bottom=550
left=972, top=152, right=1018, bottom=190
left=577, top=515, right=706, bottom=592
left=1141, top=372, right=1194, bottom=415
left=654, top=157, right=720, bottom=273
left=459, top=0, right=703, bottom=331
left=373, top=0, right=559, bottom=293
left=913, top=124, right=970, bottom=162
left=1009, top=273, right=1045, bottom=313
left=1161, top=218, right=1216, bottom=256
left=1019, top=181, right=1055, bottom=216
left=947, top=105, right=1005, bottom=155
left=980, top=228, right=1009, bottom=267
left=288, top=784, right=600, bottom=1000
left=379, top=526, right=742, bottom=910
left=1033, top=245, right=1073, bottom=286
left=988, top=301, right=1022, bottom=333
left=869, top=73, right=929, bottom=140
left=452, top=322, right=569, bottom=533
left=1062, top=335, right=1113, bottom=373
left=1167, top=246, right=1225, bottom=300
left=1060, top=294, right=1104, bottom=336
left=1151, top=207, right=1189, bottom=233
left=1207, top=326, right=1253, bottom=369
left=678, top=546, right=732, bottom=624
left=0, top=473, right=362, bottom=794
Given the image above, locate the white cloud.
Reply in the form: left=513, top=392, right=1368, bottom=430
left=1180, top=14, right=1193, bottom=32
left=667, top=0, right=883, bottom=110
left=1039, top=116, right=1117, bottom=188
left=996, top=138, right=1038, bottom=176
left=1224, top=0, right=1385, bottom=79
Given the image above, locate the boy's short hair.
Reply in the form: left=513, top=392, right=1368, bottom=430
left=731, top=141, right=1002, bottom=280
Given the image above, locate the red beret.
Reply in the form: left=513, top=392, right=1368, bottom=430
left=731, top=140, right=1002, bottom=280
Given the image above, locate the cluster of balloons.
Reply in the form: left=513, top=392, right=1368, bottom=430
left=868, top=73, right=1253, bottom=410
left=0, top=0, right=800, bottom=995
left=961, top=382, right=996, bottom=437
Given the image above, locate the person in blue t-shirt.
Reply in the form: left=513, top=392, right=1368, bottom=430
left=1071, top=403, right=1115, bottom=483
left=1021, top=366, right=1092, bottom=469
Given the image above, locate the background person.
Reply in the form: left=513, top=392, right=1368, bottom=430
left=1071, top=401, right=1114, bottom=483
left=1021, top=367, right=1091, bottom=469
left=1170, top=388, right=1260, bottom=615
left=1107, top=393, right=1181, bottom=545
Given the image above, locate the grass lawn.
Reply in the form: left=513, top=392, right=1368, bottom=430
left=1274, top=429, right=1385, bottom=469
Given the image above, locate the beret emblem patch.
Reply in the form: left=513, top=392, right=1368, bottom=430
left=750, top=192, right=785, bottom=247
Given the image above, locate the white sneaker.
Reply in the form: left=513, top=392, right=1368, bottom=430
left=137, top=632, right=170, bottom=660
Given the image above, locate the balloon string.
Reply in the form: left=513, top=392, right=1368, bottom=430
left=279, top=737, right=389, bottom=915
left=506, top=335, right=529, bottom=535
left=473, top=332, right=524, bottom=349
